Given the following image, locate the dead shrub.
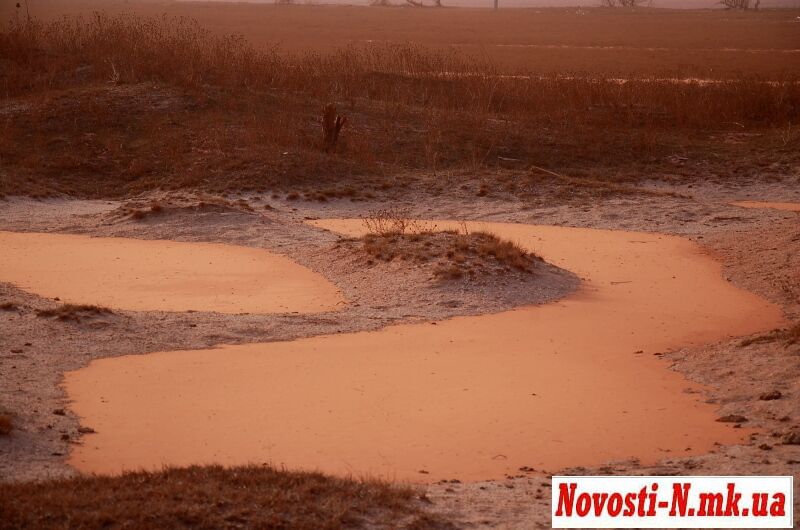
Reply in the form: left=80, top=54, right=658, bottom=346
left=361, top=207, right=434, bottom=236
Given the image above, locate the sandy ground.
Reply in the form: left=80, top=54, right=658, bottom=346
left=0, top=176, right=799, bottom=528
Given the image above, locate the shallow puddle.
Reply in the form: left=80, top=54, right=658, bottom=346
left=65, top=222, right=783, bottom=482
left=730, top=201, right=800, bottom=212
left=0, top=231, right=343, bottom=314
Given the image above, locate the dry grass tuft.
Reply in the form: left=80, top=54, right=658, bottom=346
left=358, top=210, right=537, bottom=279
left=739, top=322, right=800, bottom=348
left=361, top=207, right=433, bottom=236
left=0, top=465, right=451, bottom=530
left=357, top=227, right=538, bottom=281
left=0, top=301, right=19, bottom=311
left=128, top=201, right=165, bottom=219
left=35, top=304, right=114, bottom=322
left=117, top=196, right=254, bottom=221
left=473, top=232, right=532, bottom=271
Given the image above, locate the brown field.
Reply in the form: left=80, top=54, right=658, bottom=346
left=1, top=3, right=798, bottom=199
left=4, top=0, right=800, bottom=77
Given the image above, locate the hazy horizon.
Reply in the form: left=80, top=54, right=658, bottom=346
left=183, top=0, right=800, bottom=8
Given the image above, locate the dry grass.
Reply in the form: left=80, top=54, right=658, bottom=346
left=356, top=208, right=537, bottom=279
left=35, top=303, right=113, bottom=322
left=3, top=14, right=795, bottom=124
left=0, top=465, right=451, bottom=530
left=739, top=322, right=800, bottom=347
left=0, top=301, right=19, bottom=311
left=117, top=195, right=255, bottom=221
left=356, top=215, right=537, bottom=280
left=361, top=207, right=433, bottom=236
left=129, top=201, right=163, bottom=220
left=472, top=232, right=533, bottom=270
left=9, top=1, right=799, bottom=79
left=1, top=13, right=798, bottom=199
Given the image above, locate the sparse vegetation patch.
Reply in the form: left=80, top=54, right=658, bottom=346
left=0, top=465, right=448, bottom=530
left=739, top=321, right=800, bottom=348
left=362, top=230, right=537, bottom=281
left=114, top=195, right=257, bottom=221
left=35, top=304, right=114, bottom=323
left=348, top=210, right=540, bottom=282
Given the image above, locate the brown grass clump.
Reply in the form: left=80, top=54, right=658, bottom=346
left=35, top=304, right=113, bottom=322
left=474, top=233, right=532, bottom=271
left=117, top=196, right=254, bottom=221
left=359, top=229, right=538, bottom=281
left=127, top=201, right=165, bottom=219
left=0, top=465, right=450, bottom=530
left=0, top=301, right=19, bottom=311
left=739, top=322, right=800, bottom=348
left=358, top=209, right=537, bottom=279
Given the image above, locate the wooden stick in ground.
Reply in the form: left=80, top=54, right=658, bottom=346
left=322, top=104, right=347, bottom=153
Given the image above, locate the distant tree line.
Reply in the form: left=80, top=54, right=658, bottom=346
left=599, top=0, right=758, bottom=7
left=598, top=0, right=650, bottom=6
left=718, top=0, right=761, bottom=8
left=276, top=0, right=760, bottom=9
left=368, top=0, right=443, bottom=6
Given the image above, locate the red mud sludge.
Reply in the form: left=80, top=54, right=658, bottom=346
left=65, top=222, right=783, bottom=482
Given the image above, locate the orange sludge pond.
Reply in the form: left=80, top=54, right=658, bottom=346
left=63, top=221, right=783, bottom=482
left=0, top=231, right=344, bottom=314
left=730, top=201, right=800, bottom=212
